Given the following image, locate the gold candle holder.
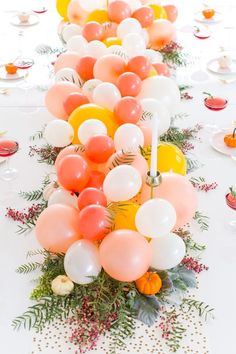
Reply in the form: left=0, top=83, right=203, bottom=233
left=145, top=171, right=162, bottom=199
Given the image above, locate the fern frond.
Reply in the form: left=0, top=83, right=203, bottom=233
left=16, top=262, right=42, bottom=274
left=181, top=298, right=214, bottom=320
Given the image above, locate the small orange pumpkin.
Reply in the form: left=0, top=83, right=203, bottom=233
left=224, top=128, right=236, bottom=148
left=135, top=271, right=162, bottom=295
left=202, top=9, right=215, bottom=19
left=5, top=63, right=18, bottom=75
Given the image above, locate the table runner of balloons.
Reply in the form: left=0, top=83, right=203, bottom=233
left=12, top=1, right=212, bottom=353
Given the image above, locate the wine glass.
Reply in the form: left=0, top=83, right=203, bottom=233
left=191, top=26, right=211, bottom=82
left=225, top=187, right=236, bottom=230
left=0, top=138, right=19, bottom=181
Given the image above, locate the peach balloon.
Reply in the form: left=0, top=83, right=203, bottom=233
left=102, top=22, right=118, bottom=39
left=152, top=62, right=171, bottom=77
left=148, top=19, right=175, bottom=50
left=105, top=151, right=148, bottom=178
left=93, top=54, right=126, bottom=84
left=108, top=1, right=132, bottom=23
left=36, top=204, right=81, bottom=253
left=54, top=52, right=80, bottom=73
left=132, top=6, right=154, bottom=27
left=45, top=82, right=81, bottom=120
left=140, top=172, right=198, bottom=229
left=82, top=21, right=105, bottom=42
left=67, top=0, right=88, bottom=25
left=99, top=229, right=152, bottom=282
left=55, top=145, right=98, bottom=171
left=57, top=154, right=90, bottom=193
left=164, top=5, right=178, bottom=23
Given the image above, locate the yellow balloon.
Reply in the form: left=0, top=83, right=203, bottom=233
left=56, top=0, right=71, bottom=19
left=148, top=66, right=158, bottom=77
left=86, top=9, right=109, bottom=23
left=144, top=142, right=187, bottom=176
left=149, top=5, right=167, bottom=20
left=111, top=202, right=140, bottom=231
left=103, top=37, right=122, bottom=47
left=68, top=104, right=118, bottom=144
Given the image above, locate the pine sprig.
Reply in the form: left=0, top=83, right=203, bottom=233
left=181, top=299, right=214, bottom=321
left=160, top=124, right=201, bottom=152
left=30, top=126, right=46, bottom=141
left=16, top=262, right=42, bottom=274
left=193, top=211, right=209, bottom=232
left=19, top=175, right=50, bottom=202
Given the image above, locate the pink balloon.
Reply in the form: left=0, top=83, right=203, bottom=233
left=55, top=145, right=98, bottom=171
left=67, top=0, right=88, bottom=25
left=54, top=52, right=80, bottom=73
left=45, top=82, right=81, bottom=120
left=105, top=151, right=148, bottom=178
left=36, top=204, right=81, bottom=253
left=93, top=54, right=126, bottom=84
left=138, top=124, right=152, bottom=146
left=164, top=5, right=178, bottom=23
left=99, top=229, right=152, bottom=281
left=148, top=19, right=175, bottom=50
left=140, top=172, right=198, bottom=229
left=152, top=63, right=171, bottom=77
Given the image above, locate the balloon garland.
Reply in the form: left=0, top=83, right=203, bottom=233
left=12, top=1, right=214, bottom=353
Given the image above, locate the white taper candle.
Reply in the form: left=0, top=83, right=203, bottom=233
left=150, top=113, right=158, bottom=177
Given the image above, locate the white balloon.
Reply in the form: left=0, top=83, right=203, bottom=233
left=44, top=120, right=74, bottom=147
left=64, top=240, right=101, bottom=284
left=123, top=33, right=146, bottom=58
left=55, top=68, right=82, bottom=87
left=93, top=82, right=121, bottom=111
left=79, top=0, right=106, bottom=12
left=67, top=35, right=88, bottom=55
left=141, top=28, right=149, bottom=46
left=107, top=45, right=129, bottom=62
left=117, top=18, right=142, bottom=40
left=135, top=198, right=177, bottom=238
left=144, top=49, right=163, bottom=64
left=114, top=124, right=144, bottom=152
left=62, top=24, right=82, bottom=43
left=137, top=76, right=181, bottom=115
left=140, top=98, right=170, bottom=136
left=87, top=40, right=107, bottom=59
left=48, top=188, right=78, bottom=208
left=141, top=0, right=161, bottom=5
left=78, top=119, right=107, bottom=144
left=82, top=79, right=102, bottom=101
left=103, top=165, right=142, bottom=202
left=150, top=233, right=186, bottom=270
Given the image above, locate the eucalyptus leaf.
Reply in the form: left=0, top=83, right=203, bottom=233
left=132, top=295, right=160, bottom=326
left=178, top=267, right=197, bottom=288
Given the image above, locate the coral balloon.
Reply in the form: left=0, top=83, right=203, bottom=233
left=152, top=62, right=170, bottom=77
left=86, top=170, right=105, bottom=190
left=149, top=4, right=167, bottom=20
left=164, top=5, right=178, bottom=23
left=82, top=21, right=105, bottom=42
left=132, top=6, right=154, bottom=27
left=45, top=82, right=81, bottom=120
left=148, top=19, right=175, bottom=50
left=76, top=56, right=97, bottom=81
left=57, top=154, right=90, bottom=192
left=79, top=205, right=112, bottom=241
left=55, top=144, right=97, bottom=171
left=114, top=97, right=142, bottom=124
left=113, top=202, right=140, bottom=230
left=127, top=56, right=151, bottom=80
left=93, top=54, right=126, bottom=84
left=85, top=135, right=115, bottom=163
left=68, top=104, right=118, bottom=144
left=78, top=187, right=107, bottom=210
left=67, top=0, right=88, bottom=25
left=63, top=92, right=89, bottom=116
left=36, top=204, right=81, bottom=253
left=102, top=22, right=118, bottom=39
left=108, top=1, right=132, bottom=23
left=117, top=72, right=142, bottom=97
left=103, top=165, right=142, bottom=202
left=141, top=173, right=198, bottom=229
left=54, top=52, right=80, bottom=73
left=86, top=9, right=109, bottom=23
left=99, top=229, right=152, bottom=282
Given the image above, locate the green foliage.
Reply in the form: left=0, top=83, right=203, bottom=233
left=19, top=175, right=50, bottom=202
left=16, top=262, right=42, bottom=274
left=16, top=202, right=48, bottom=235
left=229, top=186, right=236, bottom=198
left=193, top=211, right=210, bottom=232
left=160, top=124, right=200, bottom=151
left=181, top=298, right=214, bottom=320
left=30, top=126, right=46, bottom=141
left=108, top=150, right=136, bottom=170
left=132, top=294, right=160, bottom=326
left=186, top=156, right=202, bottom=173
left=29, top=144, right=63, bottom=165
left=175, top=228, right=206, bottom=253
left=169, top=265, right=197, bottom=290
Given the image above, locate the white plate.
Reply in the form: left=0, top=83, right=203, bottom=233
left=207, top=58, right=236, bottom=76
left=210, top=129, right=236, bottom=157
left=10, top=13, right=39, bottom=27
left=194, top=11, right=223, bottom=24
left=0, top=67, right=27, bottom=81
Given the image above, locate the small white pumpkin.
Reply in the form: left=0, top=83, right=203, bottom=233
left=43, top=181, right=58, bottom=201
left=218, top=55, right=232, bottom=69
left=51, top=275, right=74, bottom=296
